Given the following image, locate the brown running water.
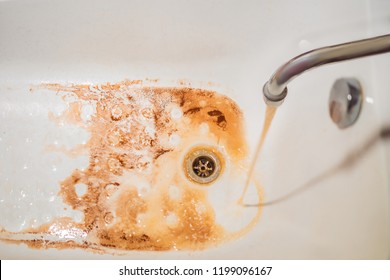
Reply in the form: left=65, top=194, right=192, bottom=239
left=238, top=106, right=277, bottom=205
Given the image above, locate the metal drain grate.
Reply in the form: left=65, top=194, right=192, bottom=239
left=184, top=148, right=222, bottom=184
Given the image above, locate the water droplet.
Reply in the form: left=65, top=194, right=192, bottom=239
left=44, top=215, right=52, bottom=223
left=108, top=157, right=122, bottom=173
left=136, top=213, right=146, bottom=226
left=169, top=133, right=181, bottom=146
left=52, top=165, right=57, bottom=172
left=104, top=212, right=114, bottom=224
left=145, top=126, right=156, bottom=136
left=141, top=107, right=153, bottom=119
left=111, top=105, right=123, bottom=120
left=20, top=190, right=26, bottom=198
left=170, top=107, right=183, bottom=120
left=31, top=218, right=38, bottom=228
left=22, top=164, right=28, bottom=170
left=299, top=39, right=311, bottom=51
left=107, top=132, right=120, bottom=146
left=199, top=123, right=209, bottom=134
left=168, top=185, right=181, bottom=200
left=75, top=183, right=87, bottom=197
left=104, top=184, right=119, bottom=199
left=73, top=211, right=84, bottom=223
left=166, top=212, right=178, bottom=226
left=81, top=104, right=95, bottom=121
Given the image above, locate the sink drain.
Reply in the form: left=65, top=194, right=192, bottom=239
left=184, top=148, right=222, bottom=184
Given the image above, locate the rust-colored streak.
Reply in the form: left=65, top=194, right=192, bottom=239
left=1, top=81, right=254, bottom=253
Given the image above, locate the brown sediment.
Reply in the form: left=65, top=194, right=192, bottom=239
left=184, top=107, right=202, bottom=115
left=1, top=80, right=262, bottom=253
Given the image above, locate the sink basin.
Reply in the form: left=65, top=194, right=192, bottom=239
left=0, top=0, right=389, bottom=259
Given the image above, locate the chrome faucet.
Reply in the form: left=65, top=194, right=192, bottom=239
left=263, top=34, right=390, bottom=107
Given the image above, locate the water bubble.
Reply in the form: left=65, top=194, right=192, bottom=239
left=168, top=185, right=181, bottom=200
left=20, top=190, right=26, bottom=198
left=81, top=104, right=95, bottom=121
left=73, top=211, right=84, bottom=223
left=299, top=39, right=311, bottom=51
left=136, top=213, right=146, bottom=227
left=169, top=133, right=181, bottom=146
left=75, top=183, right=88, bottom=197
left=108, top=157, right=122, bottom=173
left=141, top=107, right=153, bottom=119
left=104, top=184, right=118, bottom=196
left=199, top=123, right=209, bottom=134
left=170, top=107, right=183, bottom=120
left=111, top=105, right=123, bottom=120
left=104, top=212, right=114, bottom=224
left=44, top=215, right=52, bottom=223
left=166, top=212, right=178, bottom=226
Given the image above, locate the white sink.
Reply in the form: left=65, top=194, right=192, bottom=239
left=0, top=0, right=389, bottom=259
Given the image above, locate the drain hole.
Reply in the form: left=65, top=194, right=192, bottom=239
left=184, top=148, right=222, bottom=184
left=192, top=156, right=216, bottom=178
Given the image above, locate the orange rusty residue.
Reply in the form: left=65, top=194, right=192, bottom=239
left=44, top=143, right=88, bottom=158
left=0, top=80, right=262, bottom=253
left=48, top=102, right=83, bottom=125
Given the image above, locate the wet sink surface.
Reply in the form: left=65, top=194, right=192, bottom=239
left=0, top=81, right=262, bottom=253
left=0, top=0, right=389, bottom=259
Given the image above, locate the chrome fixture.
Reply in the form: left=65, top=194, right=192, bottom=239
left=263, top=34, right=390, bottom=107
left=329, top=78, right=363, bottom=129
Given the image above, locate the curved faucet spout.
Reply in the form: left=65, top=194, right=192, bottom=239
left=263, top=34, right=390, bottom=107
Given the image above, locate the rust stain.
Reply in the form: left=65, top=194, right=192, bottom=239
left=0, top=80, right=261, bottom=253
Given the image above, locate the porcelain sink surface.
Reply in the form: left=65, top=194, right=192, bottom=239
left=0, top=0, right=389, bottom=259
